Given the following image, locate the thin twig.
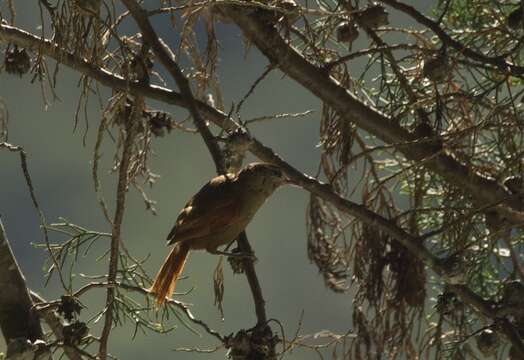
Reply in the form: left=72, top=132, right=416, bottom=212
left=34, top=281, right=224, bottom=342
left=98, top=98, right=140, bottom=359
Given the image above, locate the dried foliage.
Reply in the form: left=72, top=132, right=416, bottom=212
left=298, top=0, right=524, bottom=357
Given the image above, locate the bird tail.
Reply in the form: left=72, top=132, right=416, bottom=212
left=149, top=243, right=190, bottom=305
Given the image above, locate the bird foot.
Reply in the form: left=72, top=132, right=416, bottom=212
left=210, top=249, right=256, bottom=259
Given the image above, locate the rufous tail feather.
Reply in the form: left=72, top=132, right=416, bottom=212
left=149, top=243, right=189, bottom=305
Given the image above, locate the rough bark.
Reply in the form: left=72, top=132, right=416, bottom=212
left=0, top=218, right=43, bottom=342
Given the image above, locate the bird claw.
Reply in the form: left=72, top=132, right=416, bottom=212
left=211, top=249, right=256, bottom=259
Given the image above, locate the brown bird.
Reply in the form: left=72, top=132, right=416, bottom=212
left=149, top=163, right=288, bottom=304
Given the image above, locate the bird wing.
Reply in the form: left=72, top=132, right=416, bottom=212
left=166, top=174, right=243, bottom=245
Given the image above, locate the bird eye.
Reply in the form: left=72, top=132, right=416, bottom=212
left=271, top=167, right=282, bottom=177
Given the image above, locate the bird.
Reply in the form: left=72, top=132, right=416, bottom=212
left=149, top=163, right=288, bottom=305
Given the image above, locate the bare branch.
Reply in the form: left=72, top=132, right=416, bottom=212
left=0, top=219, right=43, bottom=342
left=98, top=96, right=141, bottom=359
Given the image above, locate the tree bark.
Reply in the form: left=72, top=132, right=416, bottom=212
left=0, top=218, right=43, bottom=342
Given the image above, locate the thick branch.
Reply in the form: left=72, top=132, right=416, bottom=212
left=222, top=6, right=524, bottom=219
left=0, top=219, right=43, bottom=342
left=378, top=0, right=524, bottom=75
left=450, top=285, right=524, bottom=356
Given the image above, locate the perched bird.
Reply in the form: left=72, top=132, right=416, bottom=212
left=149, top=163, right=288, bottom=304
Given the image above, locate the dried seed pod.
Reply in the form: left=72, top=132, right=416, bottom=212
left=226, top=330, right=252, bottom=359
left=475, top=329, right=499, bottom=356
left=57, top=295, right=83, bottom=322
left=336, top=22, right=359, bottom=44
left=276, top=0, right=300, bottom=23
left=508, top=7, right=523, bottom=29
left=147, top=111, right=173, bottom=137
left=225, top=326, right=278, bottom=359
left=422, top=54, right=450, bottom=82
left=227, top=248, right=257, bottom=274
left=73, top=0, right=101, bottom=16
left=228, top=256, right=245, bottom=274
left=355, top=5, right=389, bottom=28
left=5, top=46, right=31, bottom=77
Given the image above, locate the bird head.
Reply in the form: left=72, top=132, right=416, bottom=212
left=238, top=163, right=289, bottom=194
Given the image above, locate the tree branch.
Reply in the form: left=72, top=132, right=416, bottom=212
left=222, top=6, right=524, bottom=222
left=0, top=219, right=43, bottom=342
left=34, top=282, right=225, bottom=343
left=98, top=96, right=141, bottom=359
left=378, top=0, right=524, bottom=75
left=236, top=232, right=267, bottom=325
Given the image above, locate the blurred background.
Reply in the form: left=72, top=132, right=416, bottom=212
left=0, top=1, right=430, bottom=358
